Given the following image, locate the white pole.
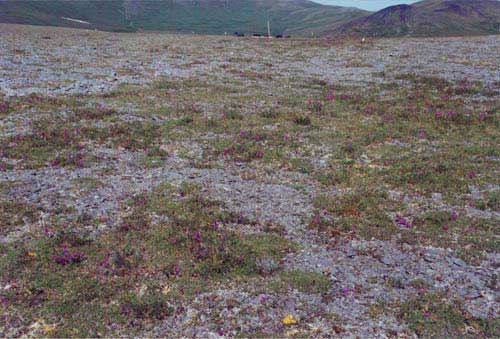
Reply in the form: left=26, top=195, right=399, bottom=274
left=267, top=20, right=271, bottom=39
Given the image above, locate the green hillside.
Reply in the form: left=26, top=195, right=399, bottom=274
left=2, top=0, right=499, bottom=37
left=0, top=0, right=368, bottom=36
left=334, top=0, right=500, bottom=37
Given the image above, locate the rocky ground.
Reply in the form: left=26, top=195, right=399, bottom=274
left=0, top=24, right=499, bottom=338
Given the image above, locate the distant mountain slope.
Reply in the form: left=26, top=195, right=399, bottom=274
left=334, top=0, right=500, bottom=37
left=0, top=0, right=131, bottom=31
left=0, top=0, right=368, bottom=36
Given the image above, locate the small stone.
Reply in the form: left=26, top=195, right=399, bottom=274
left=380, top=256, right=394, bottom=266
left=448, top=257, right=467, bottom=268
left=379, top=293, right=393, bottom=303
left=466, top=290, right=482, bottom=299
left=431, top=193, right=443, bottom=202
left=256, top=258, right=280, bottom=274
left=346, top=249, right=357, bottom=258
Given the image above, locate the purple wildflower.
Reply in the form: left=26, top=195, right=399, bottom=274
left=342, top=288, right=354, bottom=296
left=253, top=134, right=264, bottom=142
left=419, top=128, right=426, bottom=139
left=75, top=153, right=85, bottom=168
left=254, top=150, right=264, bottom=158
left=313, top=212, right=321, bottom=226
left=239, top=130, right=251, bottom=139
left=100, top=253, right=110, bottom=269
left=1, top=296, right=9, bottom=305
left=0, top=102, right=9, bottom=113
left=237, top=214, right=245, bottom=224
left=76, top=157, right=84, bottom=168
left=324, top=92, right=336, bottom=101
left=193, top=231, right=202, bottom=243
left=52, top=247, right=85, bottom=265
left=450, top=211, right=459, bottom=221
left=308, top=99, right=324, bottom=114
left=120, top=305, right=131, bottom=316
left=50, top=158, right=60, bottom=167
left=395, top=214, right=412, bottom=228
left=223, top=147, right=234, bottom=157
left=63, top=128, right=70, bottom=143
left=196, top=246, right=208, bottom=259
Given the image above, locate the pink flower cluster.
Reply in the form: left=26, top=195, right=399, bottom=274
left=395, top=214, right=412, bottom=228
left=0, top=102, right=9, bottom=114
left=52, top=246, right=85, bottom=265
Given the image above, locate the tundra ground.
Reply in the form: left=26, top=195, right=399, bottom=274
left=0, top=24, right=499, bottom=338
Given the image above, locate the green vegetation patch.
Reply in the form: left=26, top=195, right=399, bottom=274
left=267, top=270, right=330, bottom=294
left=311, top=187, right=402, bottom=241
left=398, top=293, right=500, bottom=338
left=0, top=182, right=298, bottom=337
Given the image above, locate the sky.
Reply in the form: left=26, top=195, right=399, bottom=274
left=313, top=0, right=417, bottom=11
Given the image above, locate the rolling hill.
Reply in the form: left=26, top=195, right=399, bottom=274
left=1, top=0, right=500, bottom=37
left=334, top=0, right=500, bottom=37
left=0, top=0, right=368, bottom=36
